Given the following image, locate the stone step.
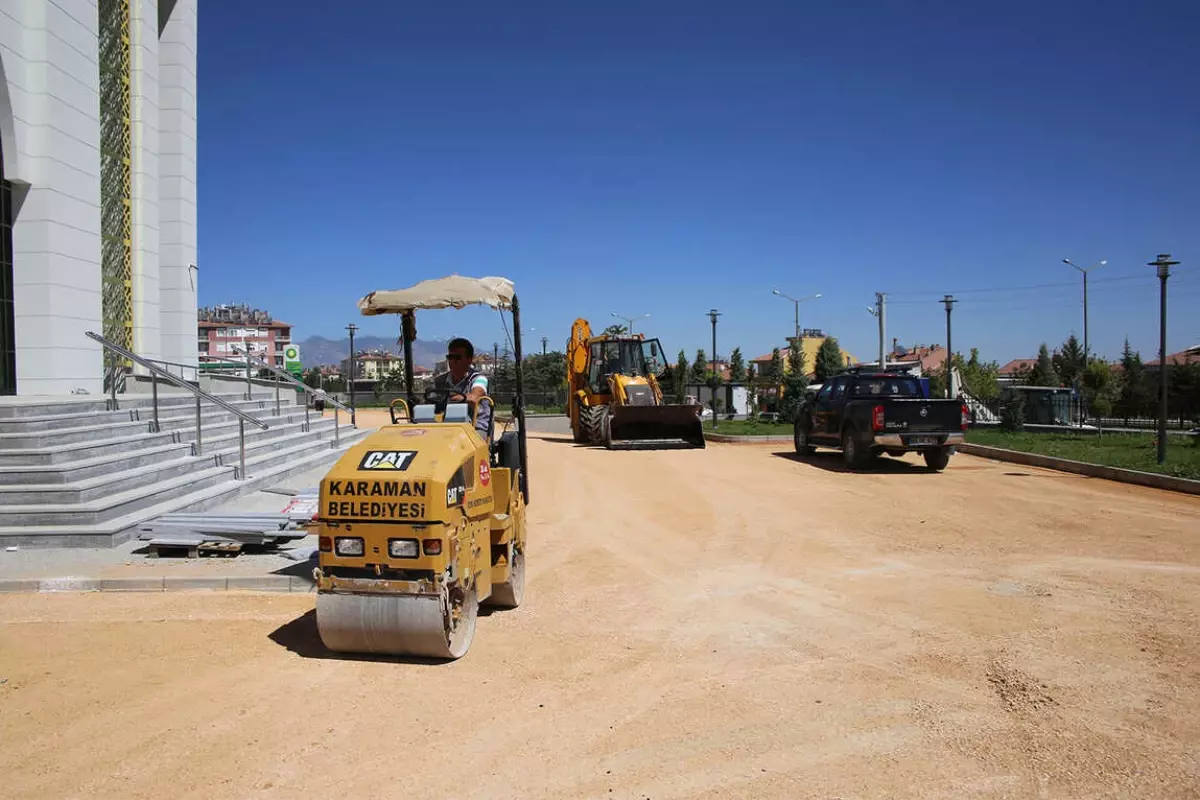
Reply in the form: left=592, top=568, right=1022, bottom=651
left=0, top=404, right=289, bottom=449
left=0, top=465, right=238, bottom=527
left=0, top=430, right=182, bottom=466
left=0, top=396, right=294, bottom=434
left=0, top=391, right=250, bottom=419
left=0, top=420, right=351, bottom=505
left=0, top=409, right=332, bottom=467
left=0, top=425, right=374, bottom=547
left=0, top=441, right=195, bottom=485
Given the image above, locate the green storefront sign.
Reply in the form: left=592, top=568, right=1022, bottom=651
left=284, top=344, right=302, bottom=377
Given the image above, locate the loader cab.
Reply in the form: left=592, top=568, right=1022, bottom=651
left=587, top=338, right=666, bottom=392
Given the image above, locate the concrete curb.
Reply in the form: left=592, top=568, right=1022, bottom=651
left=704, top=432, right=792, bottom=444
left=0, top=575, right=315, bottom=594
left=957, top=443, right=1200, bottom=496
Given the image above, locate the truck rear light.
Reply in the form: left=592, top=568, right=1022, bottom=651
left=423, top=539, right=442, bottom=555
left=872, top=405, right=885, bottom=432
left=961, top=403, right=970, bottom=430
left=319, top=536, right=331, bottom=552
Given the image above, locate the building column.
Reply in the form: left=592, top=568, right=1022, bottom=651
left=130, top=0, right=162, bottom=366
left=157, top=0, right=196, bottom=369
left=4, top=0, right=105, bottom=396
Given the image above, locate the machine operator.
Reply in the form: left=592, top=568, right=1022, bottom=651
left=433, top=337, right=491, bottom=439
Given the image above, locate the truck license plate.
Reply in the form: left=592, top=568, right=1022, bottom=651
left=911, top=436, right=937, bottom=446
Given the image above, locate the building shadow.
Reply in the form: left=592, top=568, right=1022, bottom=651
left=771, top=450, right=935, bottom=475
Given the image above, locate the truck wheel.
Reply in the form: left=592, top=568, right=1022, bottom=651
left=842, top=428, right=867, bottom=469
left=793, top=423, right=815, bottom=456
left=923, top=447, right=952, bottom=472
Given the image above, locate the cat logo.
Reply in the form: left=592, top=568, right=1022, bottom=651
left=358, top=450, right=417, bottom=471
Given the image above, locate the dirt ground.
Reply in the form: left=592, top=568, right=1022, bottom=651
left=2, top=430, right=1199, bottom=800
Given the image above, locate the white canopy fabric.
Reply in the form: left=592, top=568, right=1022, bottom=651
left=357, top=275, right=516, bottom=315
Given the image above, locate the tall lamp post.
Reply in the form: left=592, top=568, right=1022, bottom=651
left=1148, top=253, right=1178, bottom=465
left=771, top=289, right=822, bottom=347
left=610, top=311, right=649, bottom=334
left=345, top=323, right=358, bottom=426
left=708, top=309, right=721, bottom=429
left=1062, top=258, right=1106, bottom=364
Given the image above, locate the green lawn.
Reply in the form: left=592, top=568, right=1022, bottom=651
left=703, top=419, right=794, bottom=436
left=967, top=429, right=1200, bottom=480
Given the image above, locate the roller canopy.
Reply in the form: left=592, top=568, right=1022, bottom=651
left=358, top=275, right=516, bottom=315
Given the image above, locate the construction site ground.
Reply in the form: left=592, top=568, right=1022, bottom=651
left=2, top=412, right=1199, bottom=799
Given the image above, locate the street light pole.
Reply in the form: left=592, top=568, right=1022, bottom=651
left=708, top=309, right=721, bottom=429
left=611, top=311, right=649, bottom=334
left=1148, top=253, right=1178, bottom=465
left=1063, top=258, right=1106, bottom=364
left=345, top=323, right=358, bottom=426
left=941, top=295, right=957, bottom=398
left=771, top=289, right=822, bottom=347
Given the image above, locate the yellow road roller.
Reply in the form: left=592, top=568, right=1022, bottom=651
left=312, top=275, right=530, bottom=660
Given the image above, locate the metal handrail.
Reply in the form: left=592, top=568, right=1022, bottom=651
left=86, top=331, right=268, bottom=480
left=224, top=346, right=355, bottom=443
left=145, top=352, right=354, bottom=445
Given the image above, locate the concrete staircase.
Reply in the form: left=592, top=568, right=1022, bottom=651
left=0, top=391, right=371, bottom=548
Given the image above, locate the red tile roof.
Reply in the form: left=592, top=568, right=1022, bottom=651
left=1146, top=345, right=1200, bottom=367
left=998, top=358, right=1036, bottom=375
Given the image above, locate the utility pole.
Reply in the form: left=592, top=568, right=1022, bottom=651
left=942, top=295, right=957, bottom=398
left=541, top=336, right=548, bottom=355
left=708, top=309, right=721, bottom=430
left=345, top=323, right=358, bottom=425
left=867, top=293, right=887, bottom=370
left=1148, top=253, right=1178, bottom=465
left=1063, top=258, right=1106, bottom=364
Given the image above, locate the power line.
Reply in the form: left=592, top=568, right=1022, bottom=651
left=885, top=270, right=1176, bottom=298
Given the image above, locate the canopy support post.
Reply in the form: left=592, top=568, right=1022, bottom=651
left=402, top=312, right=416, bottom=411
left=511, top=295, right=529, bottom=505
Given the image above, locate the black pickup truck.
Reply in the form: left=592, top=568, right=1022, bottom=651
left=793, top=371, right=967, bottom=471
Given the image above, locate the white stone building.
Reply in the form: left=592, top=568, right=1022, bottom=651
left=0, top=0, right=197, bottom=396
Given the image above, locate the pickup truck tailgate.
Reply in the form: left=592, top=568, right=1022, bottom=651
left=879, top=399, right=962, bottom=434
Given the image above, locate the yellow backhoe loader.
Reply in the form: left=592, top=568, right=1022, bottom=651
left=566, top=318, right=705, bottom=449
left=311, top=275, right=529, bottom=660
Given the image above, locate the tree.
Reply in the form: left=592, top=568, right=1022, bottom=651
left=814, top=337, right=844, bottom=382
left=675, top=349, right=690, bottom=401
left=957, top=349, right=1001, bottom=401
left=763, top=348, right=784, bottom=385
left=729, top=347, right=746, bottom=383
left=1169, top=361, right=1200, bottom=424
left=1029, top=344, right=1059, bottom=387
left=1000, top=390, right=1026, bottom=432
left=690, top=349, right=709, bottom=383
left=1117, top=339, right=1149, bottom=419
left=746, top=363, right=757, bottom=383
left=302, top=367, right=323, bottom=389
left=1082, top=359, right=1117, bottom=418
left=787, top=338, right=806, bottom=376
left=603, top=324, right=627, bottom=336
left=780, top=373, right=810, bottom=423
left=1053, top=335, right=1086, bottom=387
left=523, top=351, right=567, bottom=404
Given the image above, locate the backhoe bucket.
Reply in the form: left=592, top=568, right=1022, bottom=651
left=606, top=404, right=706, bottom=450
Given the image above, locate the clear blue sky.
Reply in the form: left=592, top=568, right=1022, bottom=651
left=197, top=0, right=1199, bottom=368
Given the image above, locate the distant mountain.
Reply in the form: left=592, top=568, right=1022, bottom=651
left=298, top=335, right=448, bottom=371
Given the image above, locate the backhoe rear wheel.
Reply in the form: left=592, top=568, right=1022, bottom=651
left=581, top=404, right=609, bottom=445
